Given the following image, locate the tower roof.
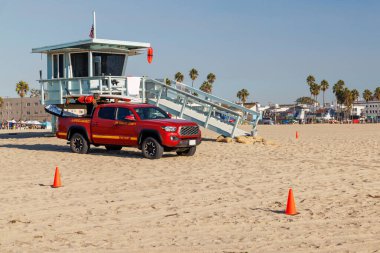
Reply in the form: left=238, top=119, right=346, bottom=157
left=32, top=38, right=150, bottom=55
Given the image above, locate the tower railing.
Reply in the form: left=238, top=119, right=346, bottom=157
left=38, top=76, right=128, bottom=105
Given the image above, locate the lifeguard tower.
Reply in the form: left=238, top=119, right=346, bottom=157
left=33, top=14, right=261, bottom=137
left=32, top=39, right=149, bottom=104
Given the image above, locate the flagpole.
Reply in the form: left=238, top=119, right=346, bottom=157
left=93, top=11, right=96, bottom=39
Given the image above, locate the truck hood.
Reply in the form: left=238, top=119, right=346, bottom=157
left=141, top=119, right=198, bottom=127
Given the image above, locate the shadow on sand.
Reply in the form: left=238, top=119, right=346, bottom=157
left=249, top=207, right=286, bottom=214
left=0, top=131, right=53, bottom=140
left=0, top=143, right=180, bottom=159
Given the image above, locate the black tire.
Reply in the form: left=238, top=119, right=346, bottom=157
left=105, top=145, right=122, bottom=151
left=176, top=146, right=196, bottom=156
left=70, top=133, right=89, bottom=154
left=142, top=137, right=163, bottom=159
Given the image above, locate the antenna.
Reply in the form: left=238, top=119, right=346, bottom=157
left=93, top=11, right=96, bottom=39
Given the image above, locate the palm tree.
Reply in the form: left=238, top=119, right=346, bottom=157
left=342, top=88, right=354, bottom=119
left=310, top=83, right=320, bottom=103
left=306, top=75, right=316, bottom=87
left=237, top=89, right=249, bottom=106
left=320, top=80, right=329, bottom=107
left=199, top=81, right=212, bottom=94
left=374, top=87, right=380, bottom=101
left=174, top=72, right=184, bottom=83
left=237, top=90, right=242, bottom=103
left=332, top=80, right=345, bottom=120
left=15, top=80, right=30, bottom=121
left=351, top=89, right=359, bottom=102
left=165, top=78, right=171, bottom=86
left=333, top=80, right=345, bottom=105
left=206, top=73, right=216, bottom=84
left=189, top=68, right=199, bottom=87
left=363, top=89, right=373, bottom=102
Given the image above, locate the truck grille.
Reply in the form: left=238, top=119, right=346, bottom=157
left=180, top=126, right=199, bottom=136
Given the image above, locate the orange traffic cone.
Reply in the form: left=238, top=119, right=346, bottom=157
left=52, top=166, right=62, bottom=188
left=285, top=188, right=298, bottom=215
left=296, top=131, right=299, bottom=139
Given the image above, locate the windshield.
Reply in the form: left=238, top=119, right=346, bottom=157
left=135, top=107, right=170, bottom=120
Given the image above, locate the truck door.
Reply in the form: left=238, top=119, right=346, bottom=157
left=113, top=107, right=139, bottom=146
left=92, top=107, right=121, bottom=145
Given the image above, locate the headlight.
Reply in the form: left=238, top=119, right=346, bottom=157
left=162, top=126, right=177, bottom=132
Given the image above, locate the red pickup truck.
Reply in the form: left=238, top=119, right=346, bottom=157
left=52, top=102, right=201, bottom=159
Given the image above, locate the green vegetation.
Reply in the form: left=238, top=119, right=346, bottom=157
left=206, top=73, right=216, bottom=84
left=199, top=81, right=212, bottom=93
left=15, top=80, right=29, bottom=121
left=374, top=87, right=380, bottom=101
left=320, top=79, right=329, bottom=106
left=174, top=72, right=184, bottom=83
left=363, top=89, right=372, bottom=102
left=237, top=89, right=249, bottom=105
left=189, top=68, right=199, bottom=87
left=296, top=96, right=317, bottom=105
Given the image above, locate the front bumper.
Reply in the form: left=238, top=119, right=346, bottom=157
left=162, top=134, right=202, bottom=148
left=174, top=138, right=202, bottom=148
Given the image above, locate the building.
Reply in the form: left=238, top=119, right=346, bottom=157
left=353, top=100, right=380, bottom=120
left=0, top=97, right=50, bottom=122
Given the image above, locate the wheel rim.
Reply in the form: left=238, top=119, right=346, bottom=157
left=144, top=141, right=156, bottom=157
left=73, top=137, right=83, bottom=152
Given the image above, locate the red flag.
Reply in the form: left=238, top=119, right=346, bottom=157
left=89, top=25, right=94, bottom=38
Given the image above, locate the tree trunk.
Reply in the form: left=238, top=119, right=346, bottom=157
left=322, top=91, right=325, bottom=107
left=20, top=97, right=23, bottom=121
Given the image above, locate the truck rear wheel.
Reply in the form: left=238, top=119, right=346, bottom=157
left=176, top=146, right=196, bottom=156
left=70, top=133, right=89, bottom=154
left=142, top=137, right=163, bottom=159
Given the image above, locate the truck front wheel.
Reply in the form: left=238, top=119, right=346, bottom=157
left=142, top=137, right=163, bottom=159
left=70, top=133, right=89, bottom=154
left=176, top=146, right=196, bottom=156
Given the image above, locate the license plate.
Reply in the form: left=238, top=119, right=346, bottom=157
left=189, top=140, right=196, bottom=146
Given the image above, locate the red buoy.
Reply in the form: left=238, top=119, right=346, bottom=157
left=147, top=47, right=153, bottom=64
left=77, top=96, right=94, bottom=104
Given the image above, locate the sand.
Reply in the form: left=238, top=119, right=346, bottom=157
left=0, top=124, right=379, bottom=252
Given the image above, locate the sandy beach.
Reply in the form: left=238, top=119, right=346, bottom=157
left=0, top=124, right=379, bottom=252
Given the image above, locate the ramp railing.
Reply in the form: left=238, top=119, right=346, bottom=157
left=142, top=78, right=261, bottom=137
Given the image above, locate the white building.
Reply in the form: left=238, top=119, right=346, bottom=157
left=353, top=100, right=380, bottom=119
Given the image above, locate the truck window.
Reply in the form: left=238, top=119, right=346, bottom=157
left=98, top=107, right=116, bottom=120
left=116, top=108, right=133, bottom=120
left=135, top=107, right=169, bottom=120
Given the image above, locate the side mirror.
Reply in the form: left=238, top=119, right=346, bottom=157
left=167, top=113, right=172, bottom=118
left=124, top=115, right=136, bottom=121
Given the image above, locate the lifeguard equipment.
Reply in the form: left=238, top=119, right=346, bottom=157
left=77, top=96, right=94, bottom=104
left=147, top=47, right=153, bottom=64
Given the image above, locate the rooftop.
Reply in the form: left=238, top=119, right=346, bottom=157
left=32, top=38, right=150, bottom=55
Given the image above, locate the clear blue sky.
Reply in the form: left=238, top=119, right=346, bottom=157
left=1, top=0, right=380, bottom=104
